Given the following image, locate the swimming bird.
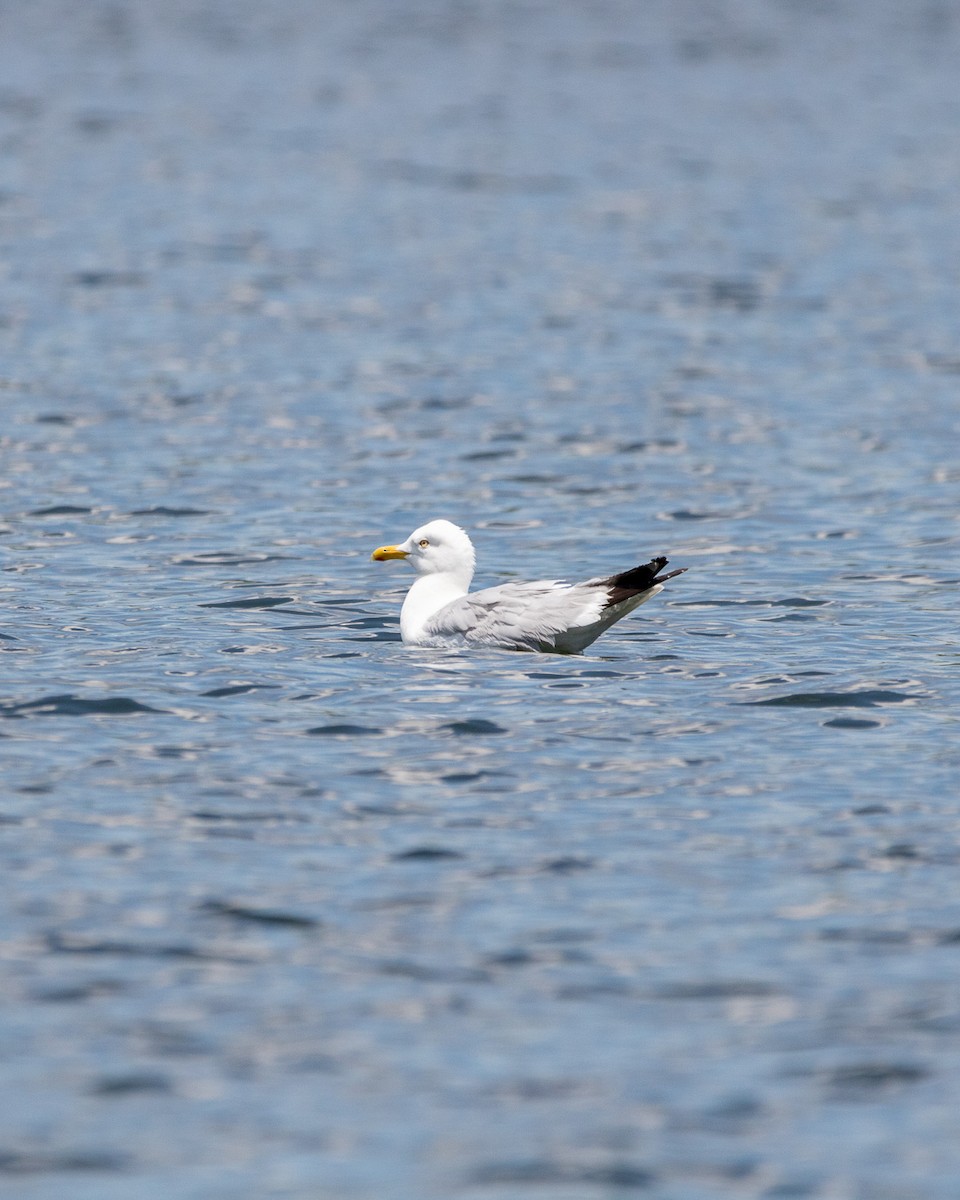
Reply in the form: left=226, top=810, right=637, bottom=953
left=371, top=519, right=685, bottom=653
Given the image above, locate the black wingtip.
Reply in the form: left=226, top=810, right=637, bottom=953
left=600, top=557, right=685, bottom=608
left=653, top=566, right=687, bottom=584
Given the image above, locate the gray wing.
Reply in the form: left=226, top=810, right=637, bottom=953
left=423, top=580, right=606, bottom=650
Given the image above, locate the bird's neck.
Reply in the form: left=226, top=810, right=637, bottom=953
left=400, top=572, right=470, bottom=643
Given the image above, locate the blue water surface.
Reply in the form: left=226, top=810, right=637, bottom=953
left=1, top=2, right=959, bottom=1197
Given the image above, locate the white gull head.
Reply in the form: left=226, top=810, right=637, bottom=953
left=372, top=519, right=476, bottom=587
left=371, top=519, right=477, bottom=643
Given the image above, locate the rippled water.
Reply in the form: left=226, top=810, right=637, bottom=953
left=2, top=2, right=960, bottom=1197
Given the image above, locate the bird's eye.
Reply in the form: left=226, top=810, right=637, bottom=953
left=418, top=538, right=430, bottom=548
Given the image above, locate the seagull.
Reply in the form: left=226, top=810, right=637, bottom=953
left=371, top=519, right=685, bottom=653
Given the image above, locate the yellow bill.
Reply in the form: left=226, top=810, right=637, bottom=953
left=371, top=544, right=409, bottom=561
